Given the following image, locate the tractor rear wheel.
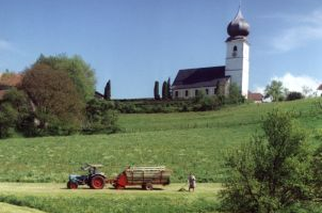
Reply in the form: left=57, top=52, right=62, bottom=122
left=90, top=176, right=105, bottom=189
left=67, top=181, right=78, bottom=189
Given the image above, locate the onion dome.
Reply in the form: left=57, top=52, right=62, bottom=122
left=227, top=7, right=250, bottom=40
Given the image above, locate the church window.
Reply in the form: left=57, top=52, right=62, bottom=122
left=185, top=90, right=189, bottom=97
left=232, top=45, right=237, bottom=57
left=175, top=91, right=179, bottom=98
left=205, top=89, right=209, bottom=95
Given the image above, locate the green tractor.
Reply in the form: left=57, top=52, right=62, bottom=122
left=67, top=164, right=106, bottom=189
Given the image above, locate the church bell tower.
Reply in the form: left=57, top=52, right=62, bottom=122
left=225, top=6, right=250, bottom=98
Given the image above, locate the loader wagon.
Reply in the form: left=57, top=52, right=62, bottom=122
left=112, top=166, right=171, bottom=190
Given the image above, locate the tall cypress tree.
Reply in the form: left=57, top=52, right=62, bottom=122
left=167, top=77, right=171, bottom=99
left=154, top=81, right=160, bottom=100
left=104, top=80, right=111, bottom=100
left=162, top=81, right=168, bottom=100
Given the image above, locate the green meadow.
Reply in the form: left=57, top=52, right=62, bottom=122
left=0, top=98, right=321, bottom=212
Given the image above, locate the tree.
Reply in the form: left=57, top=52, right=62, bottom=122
left=0, top=103, right=18, bottom=138
left=154, top=81, right=160, bottom=100
left=265, top=80, right=284, bottom=102
left=104, top=80, right=111, bottom=100
left=21, top=63, right=84, bottom=135
left=83, top=98, right=119, bottom=134
left=302, top=86, right=313, bottom=97
left=1, top=88, right=31, bottom=132
left=227, top=82, right=244, bottom=104
left=312, top=145, right=322, bottom=198
left=286, top=91, right=304, bottom=101
left=220, top=109, right=312, bottom=213
left=167, top=78, right=172, bottom=99
left=162, top=81, right=168, bottom=100
left=35, top=54, right=96, bottom=101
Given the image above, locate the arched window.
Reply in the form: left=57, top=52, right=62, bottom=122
left=232, top=45, right=238, bottom=57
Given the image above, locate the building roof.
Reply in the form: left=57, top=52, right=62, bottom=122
left=248, top=92, right=263, bottom=101
left=0, top=73, right=23, bottom=87
left=317, top=84, right=322, bottom=90
left=172, top=66, right=228, bottom=89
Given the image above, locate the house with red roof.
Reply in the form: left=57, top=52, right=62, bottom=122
left=0, top=73, right=23, bottom=100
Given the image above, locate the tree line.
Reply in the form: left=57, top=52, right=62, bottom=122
left=0, top=54, right=118, bottom=138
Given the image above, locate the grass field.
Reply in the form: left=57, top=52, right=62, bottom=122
left=0, top=183, right=221, bottom=213
left=0, top=98, right=321, bottom=212
left=0, top=98, right=320, bottom=183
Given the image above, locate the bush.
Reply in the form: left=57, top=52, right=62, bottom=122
left=83, top=99, right=119, bottom=134
left=286, top=92, right=304, bottom=101
left=312, top=145, right=322, bottom=198
left=220, top=109, right=313, bottom=213
left=0, top=103, right=18, bottom=138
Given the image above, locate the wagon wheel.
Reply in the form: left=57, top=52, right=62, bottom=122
left=67, top=181, right=78, bottom=189
left=90, top=176, right=105, bottom=189
left=144, top=183, right=153, bottom=191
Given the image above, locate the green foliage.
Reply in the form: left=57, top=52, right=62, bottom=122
left=21, top=63, right=84, bottom=136
left=226, top=83, right=245, bottom=104
left=286, top=91, right=304, bottom=101
left=1, top=89, right=31, bottom=132
left=104, top=80, right=111, bottom=100
left=83, top=99, right=119, bottom=134
left=154, top=81, right=160, bottom=100
left=265, top=80, right=285, bottom=102
left=220, top=109, right=313, bottom=213
left=35, top=54, right=96, bottom=101
left=312, top=145, right=322, bottom=198
left=0, top=103, right=18, bottom=138
left=162, top=81, right=168, bottom=100
left=193, top=91, right=222, bottom=111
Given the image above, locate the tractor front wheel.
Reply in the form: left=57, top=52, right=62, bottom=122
left=67, top=181, right=78, bottom=189
left=90, top=176, right=105, bottom=189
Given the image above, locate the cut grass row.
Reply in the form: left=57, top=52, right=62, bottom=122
left=0, top=183, right=221, bottom=213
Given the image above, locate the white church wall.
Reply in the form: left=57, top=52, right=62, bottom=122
left=173, top=86, right=217, bottom=99
left=225, top=39, right=250, bottom=98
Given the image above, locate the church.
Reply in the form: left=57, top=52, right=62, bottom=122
left=172, top=7, right=250, bottom=99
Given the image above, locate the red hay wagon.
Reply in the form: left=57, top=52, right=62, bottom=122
left=112, top=166, right=171, bottom=190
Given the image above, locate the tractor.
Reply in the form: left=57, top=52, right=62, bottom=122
left=67, top=164, right=106, bottom=189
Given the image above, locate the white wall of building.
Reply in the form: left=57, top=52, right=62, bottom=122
left=173, top=87, right=217, bottom=99
left=225, top=39, right=250, bottom=98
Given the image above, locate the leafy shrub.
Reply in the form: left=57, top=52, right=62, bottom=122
left=83, top=98, right=119, bottom=134
left=220, top=109, right=313, bottom=213
left=0, top=103, right=18, bottom=138
left=286, top=92, right=304, bottom=101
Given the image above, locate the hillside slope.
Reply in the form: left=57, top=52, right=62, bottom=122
left=0, top=98, right=321, bottom=183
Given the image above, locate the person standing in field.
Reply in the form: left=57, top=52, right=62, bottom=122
left=188, top=173, right=196, bottom=192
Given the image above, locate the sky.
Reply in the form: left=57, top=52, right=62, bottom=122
left=0, top=0, right=322, bottom=98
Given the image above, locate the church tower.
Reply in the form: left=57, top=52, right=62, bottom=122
left=225, top=6, right=250, bottom=98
